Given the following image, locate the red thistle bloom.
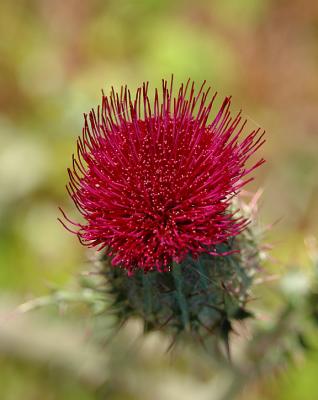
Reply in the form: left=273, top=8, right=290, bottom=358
left=60, top=79, right=265, bottom=274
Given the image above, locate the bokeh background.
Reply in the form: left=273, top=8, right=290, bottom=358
left=0, top=0, right=317, bottom=399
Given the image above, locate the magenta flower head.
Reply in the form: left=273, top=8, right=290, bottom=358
left=60, top=78, right=265, bottom=275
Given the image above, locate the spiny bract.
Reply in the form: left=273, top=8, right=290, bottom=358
left=101, top=199, right=263, bottom=348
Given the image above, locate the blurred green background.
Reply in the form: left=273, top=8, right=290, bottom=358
left=0, top=0, right=317, bottom=399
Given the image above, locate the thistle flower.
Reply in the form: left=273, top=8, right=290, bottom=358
left=61, top=79, right=266, bottom=349
left=60, top=79, right=265, bottom=274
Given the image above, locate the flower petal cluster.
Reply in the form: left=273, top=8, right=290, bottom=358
left=61, top=79, right=265, bottom=273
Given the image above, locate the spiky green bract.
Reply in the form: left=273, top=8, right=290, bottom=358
left=101, top=216, right=261, bottom=348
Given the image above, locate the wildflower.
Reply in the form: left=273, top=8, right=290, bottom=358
left=60, top=79, right=265, bottom=274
